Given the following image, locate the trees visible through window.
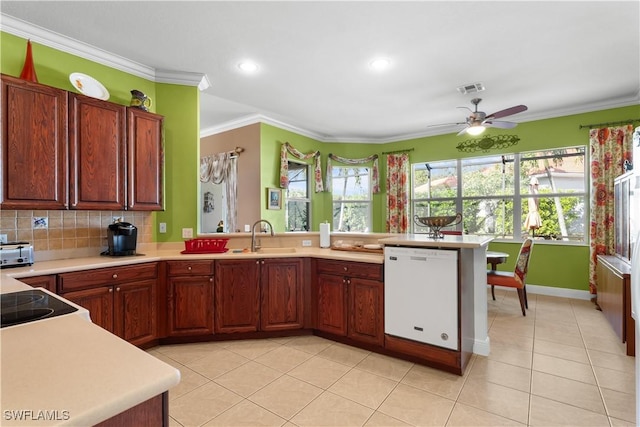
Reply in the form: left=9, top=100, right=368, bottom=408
left=332, top=166, right=372, bottom=232
left=285, top=160, right=310, bottom=231
left=411, top=146, right=587, bottom=242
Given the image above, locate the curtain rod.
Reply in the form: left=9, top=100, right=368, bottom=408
left=382, top=148, right=414, bottom=155
left=578, top=119, right=640, bottom=129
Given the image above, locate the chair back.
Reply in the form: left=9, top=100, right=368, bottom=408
left=513, top=238, right=533, bottom=286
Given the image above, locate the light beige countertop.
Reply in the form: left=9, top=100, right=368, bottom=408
left=1, top=315, right=180, bottom=426
left=2, top=245, right=383, bottom=283
left=379, top=234, right=494, bottom=249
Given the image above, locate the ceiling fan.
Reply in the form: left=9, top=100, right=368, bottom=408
left=431, top=98, right=528, bottom=136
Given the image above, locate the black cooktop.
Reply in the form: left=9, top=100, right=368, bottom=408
left=1, top=289, right=78, bottom=328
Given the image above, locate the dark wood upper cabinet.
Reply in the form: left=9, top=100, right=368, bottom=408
left=69, top=93, right=126, bottom=210
left=127, top=108, right=164, bottom=211
left=1, top=74, right=69, bottom=209
left=1, top=75, right=164, bottom=211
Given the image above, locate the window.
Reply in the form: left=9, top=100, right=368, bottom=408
left=332, top=166, right=372, bottom=232
left=411, top=146, right=587, bottom=242
left=285, top=160, right=310, bottom=231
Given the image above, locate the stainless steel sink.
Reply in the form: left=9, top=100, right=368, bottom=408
left=256, top=247, right=297, bottom=254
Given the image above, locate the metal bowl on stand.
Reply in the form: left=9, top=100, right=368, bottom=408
left=414, top=213, right=462, bottom=238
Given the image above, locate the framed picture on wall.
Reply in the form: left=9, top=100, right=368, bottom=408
left=267, top=188, right=282, bottom=210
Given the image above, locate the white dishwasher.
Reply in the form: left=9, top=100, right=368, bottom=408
left=384, top=246, right=459, bottom=350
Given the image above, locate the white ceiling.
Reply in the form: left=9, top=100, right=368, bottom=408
left=2, top=1, right=639, bottom=142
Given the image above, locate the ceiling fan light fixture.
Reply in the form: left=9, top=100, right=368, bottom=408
left=466, top=125, right=486, bottom=136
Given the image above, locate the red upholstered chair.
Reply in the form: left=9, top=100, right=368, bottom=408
left=487, top=238, right=533, bottom=316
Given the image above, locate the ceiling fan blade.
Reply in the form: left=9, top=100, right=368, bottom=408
left=484, top=120, right=518, bottom=129
left=457, top=126, right=470, bottom=136
left=486, top=104, right=528, bottom=120
left=426, top=122, right=466, bottom=128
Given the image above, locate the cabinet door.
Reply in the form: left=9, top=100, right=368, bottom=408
left=127, top=108, right=163, bottom=211
left=167, top=276, right=214, bottom=336
left=63, top=286, right=114, bottom=333
left=114, top=279, right=157, bottom=346
left=316, top=273, right=347, bottom=336
left=348, top=277, right=384, bottom=346
left=261, top=258, right=304, bottom=331
left=19, top=275, right=57, bottom=293
left=69, top=93, right=126, bottom=210
left=214, top=259, right=260, bottom=333
left=1, top=75, right=68, bottom=209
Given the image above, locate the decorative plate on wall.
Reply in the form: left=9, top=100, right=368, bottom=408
left=69, top=72, right=109, bottom=100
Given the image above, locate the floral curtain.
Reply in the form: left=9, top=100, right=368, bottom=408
left=200, top=152, right=237, bottom=233
left=589, top=125, right=634, bottom=294
left=386, top=153, right=409, bottom=233
left=279, top=142, right=323, bottom=192
left=325, top=154, right=380, bottom=193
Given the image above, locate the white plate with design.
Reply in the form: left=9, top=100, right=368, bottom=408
left=69, top=72, right=109, bottom=100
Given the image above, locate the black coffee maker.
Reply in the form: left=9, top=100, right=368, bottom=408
left=106, top=222, right=137, bottom=256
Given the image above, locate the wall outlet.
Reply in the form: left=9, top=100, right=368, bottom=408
left=244, top=224, right=251, bottom=232
left=182, top=228, right=193, bottom=239
left=302, top=240, right=312, bottom=247
left=0, top=234, right=7, bottom=244
left=159, top=222, right=167, bottom=233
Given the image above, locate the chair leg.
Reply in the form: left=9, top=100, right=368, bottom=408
left=491, top=285, right=496, bottom=301
left=516, top=288, right=526, bottom=316
left=524, top=285, right=528, bottom=309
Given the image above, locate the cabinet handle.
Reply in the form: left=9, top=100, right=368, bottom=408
left=209, top=278, right=214, bottom=282
left=343, top=266, right=348, bottom=271
left=116, top=287, right=120, bottom=292
left=112, top=273, right=118, bottom=279
left=256, top=261, right=260, bottom=265
left=187, top=266, right=192, bottom=271
left=109, top=288, right=113, bottom=293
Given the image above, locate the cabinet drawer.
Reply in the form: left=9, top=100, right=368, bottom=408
left=316, top=259, right=383, bottom=281
left=59, top=262, right=158, bottom=292
left=166, top=260, right=214, bottom=276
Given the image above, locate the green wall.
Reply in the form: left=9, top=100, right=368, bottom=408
left=1, top=33, right=198, bottom=243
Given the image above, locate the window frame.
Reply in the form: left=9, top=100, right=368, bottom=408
left=411, top=146, right=588, bottom=244
left=285, top=159, right=311, bottom=232
left=331, top=165, right=373, bottom=233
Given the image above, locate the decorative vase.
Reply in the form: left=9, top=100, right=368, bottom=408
left=19, top=40, right=38, bottom=83
left=130, top=90, right=152, bottom=112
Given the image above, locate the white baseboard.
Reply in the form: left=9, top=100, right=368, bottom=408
left=473, top=337, right=490, bottom=356
left=489, top=283, right=592, bottom=301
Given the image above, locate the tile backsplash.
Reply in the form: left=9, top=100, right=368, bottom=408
left=0, top=210, right=153, bottom=251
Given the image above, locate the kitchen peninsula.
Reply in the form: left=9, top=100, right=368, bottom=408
left=379, top=234, right=494, bottom=359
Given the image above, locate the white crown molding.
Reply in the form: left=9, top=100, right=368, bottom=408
left=201, top=93, right=640, bottom=142
left=200, top=113, right=331, bottom=141
left=1, top=13, right=209, bottom=89
left=156, top=69, right=210, bottom=91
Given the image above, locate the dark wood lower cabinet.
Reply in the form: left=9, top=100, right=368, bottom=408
left=597, top=255, right=634, bottom=356
left=165, top=260, right=215, bottom=337
left=167, top=275, right=214, bottom=336
left=94, top=392, right=168, bottom=427
left=17, top=274, right=57, bottom=293
left=261, top=258, right=305, bottom=331
left=315, top=260, right=384, bottom=346
left=58, top=263, right=158, bottom=347
left=214, top=259, right=260, bottom=333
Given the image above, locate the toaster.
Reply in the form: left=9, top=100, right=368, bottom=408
left=0, top=241, right=34, bottom=268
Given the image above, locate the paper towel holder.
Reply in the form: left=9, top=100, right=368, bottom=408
left=320, top=221, right=331, bottom=248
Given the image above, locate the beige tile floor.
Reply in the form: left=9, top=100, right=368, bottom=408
left=148, top=288, right=636, bottom=426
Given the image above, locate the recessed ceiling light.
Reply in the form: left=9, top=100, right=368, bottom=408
left=369, top=57, right=391, bottom=71
left=238, top=61, right=259, bottom=73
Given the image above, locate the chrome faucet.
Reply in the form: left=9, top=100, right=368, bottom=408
left=251, top=219, right=274, bottom=252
